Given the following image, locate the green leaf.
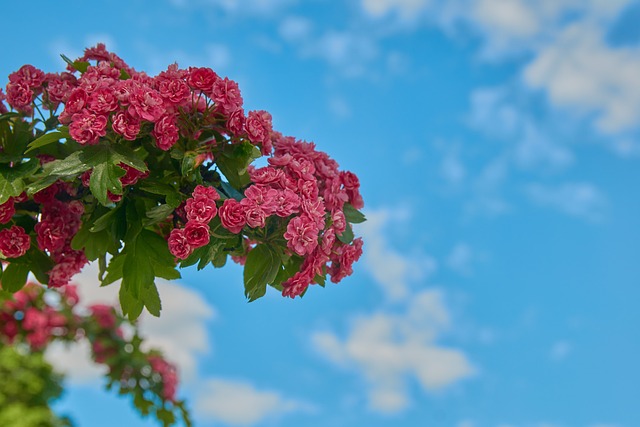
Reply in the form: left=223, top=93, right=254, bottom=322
left=343, top=203, right=366, bottom=224
left=0, top=159, right=39, bottom=203
left=272, top=255, right=303, bottom=288
left=25, top=129, right=69, bottom=153
left=144, top=204, right=174, bottom=224
left=103, top=254, right=125, bottom=286
left=142, top=283, right=162, bottom=317
left=119, top=229, right=178, bottom=318
left=0, top=172, right=24, bottom=204
left=216, top=141, right=258, bottom=189
left=243, top=244, right=281, bottom=302
left=219, top=180, right=244, bottom=201
left=91, top=204, right=122, bottom=232
left=41, top=150, right=87, bottom=176
left=119, top=285, right=144, bottom=321
left=337, top=223, right=354, bottom=244
left=181, top=152, right=197, bottom=176
left=0, top=263, right=30, bottom=293
left=26, top=248, right=54, bottom=284
left=90, top=161, right=126, bottom=205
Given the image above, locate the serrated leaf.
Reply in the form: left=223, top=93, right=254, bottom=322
left=90, top=162, right=126, bottom=206
left=0, top=263, right=30, bottom=292
left=243, top=244, right=281, bottom=302
left=119, top=285, right=144, bottom=321
left=103, top=254, right=125, bottom=286
left=145, top=204, right=174, bottom=224
left=343, top=203, right=366, bottom=224
left=142, top=284, right=161, bottom=317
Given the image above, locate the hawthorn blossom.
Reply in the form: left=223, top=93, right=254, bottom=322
left=0, top=225, right=31, bottom=258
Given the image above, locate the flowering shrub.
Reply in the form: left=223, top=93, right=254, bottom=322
left=0, top=44, right=365, bottom=319
left=0, top=283, right=189, bottom=426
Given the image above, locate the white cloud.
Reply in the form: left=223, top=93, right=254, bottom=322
left=45, top=340, right=107, bottom=385
left=278, top=16, right=312, bottom=42
left=359, top=208, right=437, bottom=301
left=469, top=86, right=574, bottom=171
left=194, top=378, right=313, bottom=425
left=524, top=22, right=640, bottom=134
left=550, top=340, right=572, bottom=361
left=312, top=289, right=475, bottom=413
left=526, top=182, right=608, bottom=222
left=46, top=262, right=215, bottom=383
left=361, top=0, right=431, bottom=19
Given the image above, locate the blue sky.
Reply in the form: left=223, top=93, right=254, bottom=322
left=2, top=1, right=640, bottom=426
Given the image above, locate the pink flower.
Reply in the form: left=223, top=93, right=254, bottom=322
left=218, top=199, right=246, bottom=234
left=157, top=77, right=190, bottom=106
left=242, top=202, right=267, bottom=229
left=111, top=111, right=141, bottom=140
left=301, top=197, right=326, bottom=229
left=59, top=88, right=88, bottom=124
left=119, top=163, right=148, bottom=186
left=9, top=65, right=46, bottom=88
left=47, top=250, right=88, bottom=288
left=168, top=228, right=192, bottom=260
left=90, top=304, right=117, bottom=329
left=331, top=210, right=346, bottom=234
left=5, top=81, right=33, bottom=113
left=210, top=77, right=243, bottom=115
left=129, top=88, right=165, bottom=122
left=184, top=221, right=210, bottom=248
left=341, top=171, right=364, bottom=209
left=245, top=110, right=273, bottom=154
left=0, top=198, right=15, bottom=224
left=23, top=307, right=48, bottom=330
left=226, top=108, right=245, bottom=135
left=88, top=86, right=119, bottom=114
left=284, top=214, right=319, bottom=256
left=329, top=238, right=363, bottom=283
left=274, top=189, right=300, bottom=217
left=243, top=185, right=278, bottom=216
left=0, top=225, right=31, bottom=258
left=185, top=197, right=217, bottom=224
left=35, top=218, right=66, bottom=252
left=187, top=67, right=219, bottom=91
left=192, top=185, right=220, bottom=201
left=249, top=167, right=283, bottom=185
left=69, top=110, right=108, bottom=145
left=148, top=355, right=179, bottom=402
left=152, top=114, right=179, bottom=150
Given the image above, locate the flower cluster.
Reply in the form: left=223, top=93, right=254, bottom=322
left=0, top=44, right=365, bottom=317
left=0, top=282, right=189, bottom=425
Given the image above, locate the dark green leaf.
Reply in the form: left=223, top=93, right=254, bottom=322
left=103, top=254, right=125, bottom=286
left=91, top=204, right=122, bottom=232
left=343, top=203, right=366, bottom=224
left=0, top=263, right=30, bottom=292
left=145, top=204, right=174, bottom=224
left=219, top=180, right=244, bottom=201
left=337, top=223, right=354, bottom=244
left=119, top=285, right=144, bottom=321
left=142, top=284, right=161, bottom=317
left=243, top=244, right=281, bottom=302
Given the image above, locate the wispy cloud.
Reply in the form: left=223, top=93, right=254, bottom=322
left=194, top=378, right=314, bottom=425
left=312, top=289, right=475, bottom=413
left=526, top=182, right=608, bottom=222
left=359, top=207, right=437, bottom=302
left=524, top=22, right=640, bottom=134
